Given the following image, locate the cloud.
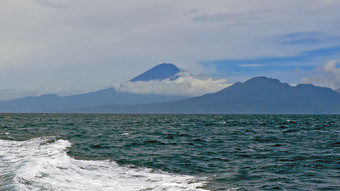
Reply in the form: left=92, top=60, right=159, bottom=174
left=277, top=32, right=322, bottom=45
left=115, top=72, right=230, bottom=96
left=276, top=32, right=340, bottom=46
left=192, top=10, right=272, bottom=24
left=1, top=0, right=340, bottom=99
left=33, top=0, right=69, bottom=9
left=238, top=64, right=263, bottom=67
left=302, top=60, right=340, bottom=89
left=201, top=45, right=340, bottom=76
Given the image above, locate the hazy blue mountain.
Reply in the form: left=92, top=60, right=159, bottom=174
left=0, top=87, right=186, bottom=113
left=336, top=88, right=340, bottom=93
left=74, top=76, right=340, bottom=114
left=0, top=63, right=188, bottom=113
left=130, top=63, right=181, bottom=82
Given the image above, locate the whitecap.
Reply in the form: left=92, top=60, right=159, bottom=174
left=0, top=137, right=208, bottom=191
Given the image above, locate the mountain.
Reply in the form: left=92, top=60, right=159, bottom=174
left=0, top=63, right=187, bottom=113
left=130, top=63, right=181, bottom=82
left=0, top=88, right=186, bottom=113
left=336, top=88, right=340, bottom=93
left=73, top=77, right=340, bottom=114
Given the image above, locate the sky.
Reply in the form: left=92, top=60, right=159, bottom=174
left=1, top=0, right=340, bottom=100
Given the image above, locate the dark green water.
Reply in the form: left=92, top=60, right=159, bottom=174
left=0, top=114, right=339, bottom=190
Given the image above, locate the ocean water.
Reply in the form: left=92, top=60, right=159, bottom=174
left=0, top=114, right=339, bottom=191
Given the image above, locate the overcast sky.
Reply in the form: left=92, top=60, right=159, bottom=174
left=1, top=0, right=340, bottom=100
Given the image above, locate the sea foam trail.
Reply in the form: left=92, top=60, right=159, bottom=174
left=0, top=137, right=207, bottom=191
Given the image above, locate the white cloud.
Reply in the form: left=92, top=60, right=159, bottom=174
left=302, top=60, right=340, bottom=89
left=238, top=64, right=263, bottom=67
left=0, top=0, right=340, bottom=99
left=33, top=0, right=69, bottom=9
left=115, top=72, right=230, bottom=96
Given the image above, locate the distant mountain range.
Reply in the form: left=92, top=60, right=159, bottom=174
left=0, top=63, right=186, bottom=113
left=0, top=88, right=185, bottom=113
left=72, top=76, right=340, bottom=114
left=1, top=63, right=340, bottom=114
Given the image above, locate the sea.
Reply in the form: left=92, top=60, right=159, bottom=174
left=0, top=114, right=339, bottom=191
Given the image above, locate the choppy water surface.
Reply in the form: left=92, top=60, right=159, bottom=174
left=0, top=114, right=339, bottom=190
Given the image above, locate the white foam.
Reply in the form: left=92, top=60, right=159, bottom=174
left=0, top=137, right=208, bottom=191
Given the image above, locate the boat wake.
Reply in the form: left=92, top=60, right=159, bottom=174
left=0, top=137, right=207, bottom=191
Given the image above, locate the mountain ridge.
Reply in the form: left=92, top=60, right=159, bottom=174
left=0, top=63, right=188, bottom=113
left=130, top=63, right=181, bottom=82
left=1, top=63, right=340, bottom=114
left=71, top=76, right=340, bottom=114
left=0, top=87, right=186, bottom=113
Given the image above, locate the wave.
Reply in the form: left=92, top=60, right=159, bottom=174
left=0, top=137, right=207, bottom=191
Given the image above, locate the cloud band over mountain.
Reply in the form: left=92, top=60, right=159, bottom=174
left=302, top=60, right=340, bottom=90
left=115, top=72, right=230, bottom=96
